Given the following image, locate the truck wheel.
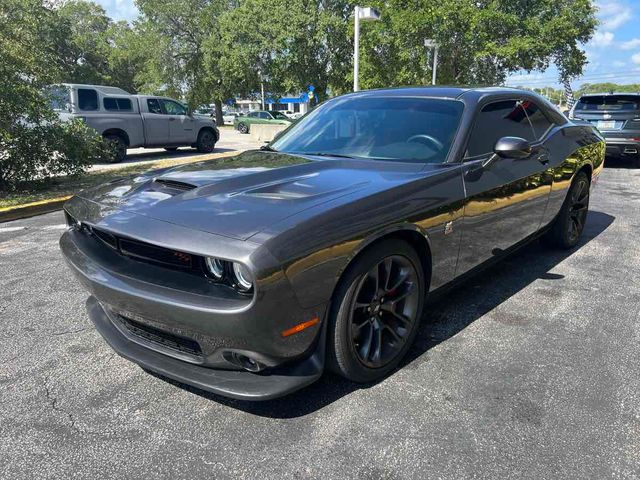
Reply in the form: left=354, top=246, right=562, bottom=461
left=238, top=123, right=249, bottom=134
left=104, top=134, right=127, bottom=163
left=196, top=130, right=216, bottom=153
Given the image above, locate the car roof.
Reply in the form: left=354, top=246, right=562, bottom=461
left=344, top=86, right=526, bottom=100
left=61, top=83, right=130, bottom=95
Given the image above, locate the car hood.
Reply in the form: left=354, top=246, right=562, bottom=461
left=77, top=150, right=428, bottom=240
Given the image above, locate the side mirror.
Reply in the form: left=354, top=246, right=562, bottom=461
left=494, top=136, right=532, bottom=159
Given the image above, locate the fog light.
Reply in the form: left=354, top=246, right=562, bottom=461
left=225, top=352, right=265, bottom=372
left=232, top=262, right=253, bottom=292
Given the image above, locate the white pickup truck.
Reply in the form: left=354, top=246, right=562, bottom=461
left=49, top=84, right=219, bottom=163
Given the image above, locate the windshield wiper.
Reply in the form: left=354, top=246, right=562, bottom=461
left=294, top=152, right=357, bottom=159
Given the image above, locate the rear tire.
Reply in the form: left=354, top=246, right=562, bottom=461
left=543, top=171, right=590, bottom=249
left=103, top=134, right=127, bottom=163
left=196, top=129, right=216, bottom=153
left=327, top=239, right=425, bottom=383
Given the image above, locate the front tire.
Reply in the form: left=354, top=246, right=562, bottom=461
left=327, top=239, right=425, bottom=383
left=544, top=171, right=590, bottom=249
left=238, top=122, right=249, bottom=134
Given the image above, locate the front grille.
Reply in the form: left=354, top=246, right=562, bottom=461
left=119, top=237, right=193, bottom=269
left=118, top=314, right=203, bottom=358
left=85, top=225, right=203, bottom=273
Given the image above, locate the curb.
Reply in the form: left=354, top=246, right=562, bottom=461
left=0, top=196, right=72, bottom=223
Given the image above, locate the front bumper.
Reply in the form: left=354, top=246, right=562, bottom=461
left=60, top=220, right=327, bottom=400
left=87, top=296, right=325, bottom=400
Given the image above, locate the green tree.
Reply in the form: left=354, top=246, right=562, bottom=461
left=0, top=0, right=111, bottom=190
left=134, top=0, right=238, bottom=122
left=358, top=0, right=597, bottom=88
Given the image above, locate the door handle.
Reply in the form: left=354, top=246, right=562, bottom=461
left=537, top=153, right=549, bottom=165
left=169, top=117, right=176, bottom=122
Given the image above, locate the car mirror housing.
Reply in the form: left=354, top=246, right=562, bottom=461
left=494, top=136, right=532, bottom=159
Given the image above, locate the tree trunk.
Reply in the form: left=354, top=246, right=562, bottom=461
left=214, top=99, right=224, bottom=127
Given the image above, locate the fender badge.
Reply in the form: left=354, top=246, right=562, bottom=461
left=444, top=221, right=454, bottom=235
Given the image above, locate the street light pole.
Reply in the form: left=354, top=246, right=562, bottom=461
left=432, top=46, right=438, bottom=85
left=258, top=69, right=265, bottom=110
left=424, top=39, right=439, bottom=85
left=354, top=6, right=360, bottom=92
left=353, top=6, right=381, bottom=92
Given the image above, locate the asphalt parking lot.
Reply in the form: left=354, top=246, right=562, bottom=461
left=0, top=162, right=638, bottom=479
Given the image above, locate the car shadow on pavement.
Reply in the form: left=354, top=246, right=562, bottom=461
left=604, top=156, right=639, bottom=169
left=149, top=210, right=615, bottom=418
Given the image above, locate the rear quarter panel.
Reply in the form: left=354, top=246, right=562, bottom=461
left=539, top=125, right=605, bottom=228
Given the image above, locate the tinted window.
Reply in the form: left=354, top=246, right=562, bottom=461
left=258, top=112, right=271, bottom=119
left=147, top=98, right=162, bottom=114
left=270, top=97, right=464, bottom=164
left=104, top=97, right=132, bottom=111
left=521, top=100, right=554, bottom=139
left=575, top=95, right=640, bottom=111
left=161, top=99, right=187, bottom=115
left=466, top=100, right=535, bottom=157
left=78, top=88, right=98, bottom=111
left=247, top=112, right=258, bottom=118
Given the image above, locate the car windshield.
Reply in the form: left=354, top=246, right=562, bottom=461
left=270, top=96, right=464, bottom=163
left=575, top=95, right=640, bottom=111
left=271, top=111, right=289, bottom=119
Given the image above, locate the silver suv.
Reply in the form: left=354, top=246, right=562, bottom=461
left=49, top=84, right=219, bottom=163
left=571, top=93, right=640, bottom=166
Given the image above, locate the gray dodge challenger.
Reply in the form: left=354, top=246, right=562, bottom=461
left=60, top=87, right=605, bottom=400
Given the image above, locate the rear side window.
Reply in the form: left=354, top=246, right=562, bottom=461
left=575, top=95, right=640, bottom=111
left=147, top=98, right=162, bottom=114
left=77, top=88, right=98, bottom=111
left=104, top=97, right=133, bottom=111
left=466, top=100, right=535, bottom=157
left=258, top=112, right=271, bottom=119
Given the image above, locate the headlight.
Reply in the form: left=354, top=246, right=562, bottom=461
left=205, top=257, right=225, bottom=279
left=232, top=262, right=253, bottom=292
left=204, top=257, right=254, bottom=293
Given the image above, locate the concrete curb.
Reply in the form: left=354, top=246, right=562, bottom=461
left=0, top=196, right=72, bottom=223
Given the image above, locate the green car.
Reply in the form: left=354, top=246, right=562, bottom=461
left=234, top=110, right=293, bottom=134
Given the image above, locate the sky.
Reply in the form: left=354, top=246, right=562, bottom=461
left=95, top=0, right=640, bottom=89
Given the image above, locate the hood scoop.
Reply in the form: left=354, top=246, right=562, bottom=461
left=152, top=178, right=198, bottom=194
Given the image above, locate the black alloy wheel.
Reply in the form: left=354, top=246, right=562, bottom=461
left=328, top=239, right=425, bottom=383
left=544, top=171, right=590, bottom=249
left=566, top=174, right=590, bottom=244
left=238, top=123, right=249, bottom=134
left=350, top=255, right=420, bottom=368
